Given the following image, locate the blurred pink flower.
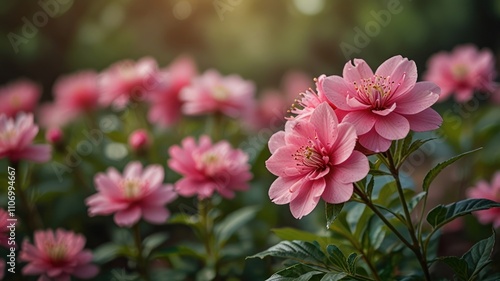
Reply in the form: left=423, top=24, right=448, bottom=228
left=425, top=44, right=496, bottom=102
left=128, top=129, right=150, bottom=151
left=99, top=57, right=161, bottom=107
left=323, top=56, right=442, bottom=152
left=266, top=103, right=369, bottom=219
left=281, top=70, right=313, bottom=104
left=0, top=113, right=51, bottom=163
left=148, top=55, right=197, bottom=127
left=168, top=135, right=252, bottom=199
left=86, top=162, right=177, bottom=227
left=0, top=79, right=40, bottom=118
left=466, top=172, right=500, bottom=228
left=45, top=127, right=63, bottom=144
left=289, top=75, right=338, bottom=122
left=0, top=209, right=11, bottom=249
left=19, top=229, right=99, bottom=281
left=38, top=103, right=75, bottom=129
left=180, top=70, right=255, bottom=118
left=53, top=71, right=100, bottom=115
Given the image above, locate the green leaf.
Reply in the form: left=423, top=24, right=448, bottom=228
left=153, top=245, right=205, bottom=260
left=248, top=240, right=326, bottom=267
left=320, top=272, right=348, bottom=281
left=437, top=256, right=468, bottom=280
left=368, top=169, right=392, bottom=177
left=142, top=233, right=169, bottom=257
left=422, top=148, right=481, bottom=192
left=326, top=245, right=348, bottom=272
left=92, top=243, right=121, bottom=264
left=399, top=138, right=435, bottom=167
left=267, top=264, right=324, bottom=281
left=214, top=206, right=259, bottom=246
left=346, top=253, right=358, bottom=274
left=462, top=232, right=496, bottom=280
left=426, top=199, right=500, bottom=229
left=326, top=202, right=344, bottom=229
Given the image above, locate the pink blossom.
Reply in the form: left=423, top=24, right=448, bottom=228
left=425, top=44, right=496, bottom=102
left=45, top=127, right=63, bottom=144
left=148, top=55, right=197, bottom=127
left=289, top=75, right=338, bottom=122
left=53, top=71, right=100, bottom=115
left=265, top=103, right=369, bottom=219
left=0, top=113, right=51, bottom=163
left=249, top=89, right=288, bottom=130
left=281, top=70, right=313, bottom=104
left=19, top=229, right=99, bottom=281
left=86, top=162, right=177, bottom=227
left=168, top=135, right=252, bottom=199
left=0, top=80, right=40, bottom=118
left=38, top=103, right=75, bottom=129
left=466, top=172, right=500, bottom=228
left=0, top=209, right=11, bottom=249
left=323, top=56, right=442, bottom=153
left=128, top=129, right=150, bottom=151
left=180, top=70, right=255, bottom=118
left=99, top=57, right=161, bottom=107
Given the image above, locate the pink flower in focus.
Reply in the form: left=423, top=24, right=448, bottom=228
left=168, top=135, right=252, bottom=199
left=425, top=44, right=497, bottom=102
left=86, top=162, right=177, bottom=227
left=323, top=56, right=442, bottom=152
left=0, top=80, right=40, bottom=118
left=53, top=71, right=100, bottom=114
left=19, top=229, right=99, bottom=281
left=0, top=209, right=11, bottom=249
left=466, top=172, right=500, bottom=228
left=289, top=75, right=337, bottom=122
left=45, top=127, right=63, bottom=144
left=266, top=103, right=369, bottom=219
left=0, top=113, right=51, bottom=163
left=180, top=70, right=255, bottom=118
left=148, top=55, right=197, bottom=127
left=128, top=129, right=150, bottom=151
left=99, top=57, right=161, bottom=107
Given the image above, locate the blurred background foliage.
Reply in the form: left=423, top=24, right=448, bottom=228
left=1, top=0, right=500, bottom=96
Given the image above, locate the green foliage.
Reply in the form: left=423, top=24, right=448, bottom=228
left=325, top=202, right=344, bottom=230
left=426, top=199, right=500, bottom=230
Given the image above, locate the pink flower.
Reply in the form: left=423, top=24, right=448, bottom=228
left=466, top=172, right=500, bottom=228
left=128, top=129, right=150, bottom=151
left=148, top=55, right=197, bottom=127
left=265, top=103, right=369, bottom=219
left=38, top=103, right=74, bottom=129
left=45, top=127, right=63, bottom=144
left=53, top=71, right=100, bottom=115
left=99, top=57, right=161, bottom=107
left=180, top=70, right=255, bottom=118
left=0, top=209, right=11, bottom=249
left=425, top=44, right=496, bottom=102
left=0, top=113, right=51, bottom=163
left=323, top=56, right=442, bottom=153
left=86, top=162, right=177, bottom=227
left=168, top=135, right=252, bottom=199
left=19, top=229, right=99, bottom=281
left=0, top=80, right=40, bottom=118
left=289, top=75, right=338, bottom=122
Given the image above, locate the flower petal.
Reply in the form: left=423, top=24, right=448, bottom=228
left=376, top=56, right=418, bottom=98
left=322, top=75, right=353, bottom=110
left=358, top=128, right=392, bottom=153
left=268, top=131, right=285, bottom=154
left=342, top=111, right=376, bottom=135
left=331, top=151, right=369, bottom=183
left=374, top=113, right=410, bottom=140
left=322, top=175, right=353, bottom=204
left=114, top=206, right=141, bottom=227
left=142, top=206, right=169, bottom=224
left=265, top=146, right=302, bottom=177
left=309, top=102, right=338, bottom=146
left=269, top=176, right=307, bottom=205
left=394, top=82, right=440, bottom=115
left=343, top=59, right=374, bottom=83
left=405, top=108, right=443, bottom=132
left=331, top=123, right=357, bottom=165
left=289, top=179, right=325, bottom=219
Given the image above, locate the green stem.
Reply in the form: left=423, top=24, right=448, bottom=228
left=11, top=161, right=43, bottom=232
left=133, top=223, right=149, bottom=281
left=384, top=151, right=431, bottom=281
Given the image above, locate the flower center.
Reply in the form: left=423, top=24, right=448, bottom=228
left=45, top=243, right=67, bottom=263
left=293, top=143, right=329, bottom=170
left=212, top=85, right=230, bottom=101
left=199, top=151, right=223, bottom=176
left=122, top=179, right=143, bottom=198
left=354, top=75, right=395, bottom=110
left=451, top=64, right=468, bottom=80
